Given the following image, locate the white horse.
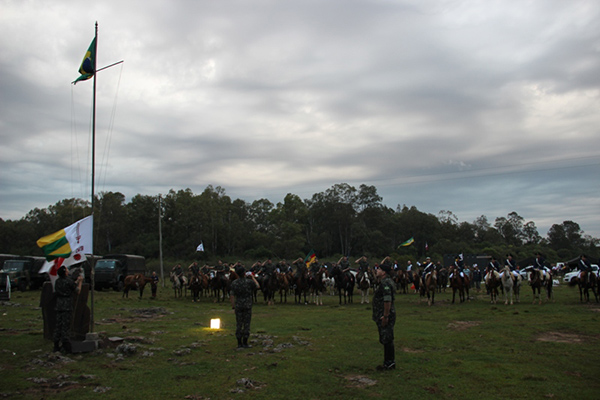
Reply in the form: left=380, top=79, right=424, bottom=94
left=500, top=266, right=517, bottom=305
left=170, top=272, right=188, bottom=297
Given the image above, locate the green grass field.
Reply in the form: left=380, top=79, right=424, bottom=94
left=1, top=283, right=599, bottom=399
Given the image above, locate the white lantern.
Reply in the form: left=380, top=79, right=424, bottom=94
left=210, top=318, right=221, bottom=329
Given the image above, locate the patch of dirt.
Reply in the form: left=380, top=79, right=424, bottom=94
left=446, top=321, right=480, bottom=331
left=401, top=347, right=424, bottom=353
left=344, top=375, right=377, bottom=388
left=536, top=332, right=585, bottom=343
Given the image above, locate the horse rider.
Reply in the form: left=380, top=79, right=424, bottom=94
left=173, top=264, right=184, bottom=281
left=355, top=256, right=369, bottom=283
left=406, top=260, right=413, bottom=283
left=189, top=261, right=200, bottom=277
left=504, top=253, right=519, bottom=279
left=449, top=255, right=465, bottom=284
left=421, top=257, right=434, bottom=284
left=578, top=254, right=593, bottom=284
left=486, top=256, right=500, bottom=281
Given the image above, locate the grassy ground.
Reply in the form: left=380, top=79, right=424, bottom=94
left=1, top=283, right=599, bottom=399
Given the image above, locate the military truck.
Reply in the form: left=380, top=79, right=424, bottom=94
left=94, top=254, right=146, bottom=291
left=0, top=256, right=47, bottom=291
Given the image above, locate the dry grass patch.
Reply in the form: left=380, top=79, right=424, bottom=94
left=446, top=321, right=480, bottom=331
left=536, top=332, right=586, bottom=343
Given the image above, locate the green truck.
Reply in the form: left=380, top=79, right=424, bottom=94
left=94, top=254, right=146, bottom=291
left=0, top=256, right=47, bottom=291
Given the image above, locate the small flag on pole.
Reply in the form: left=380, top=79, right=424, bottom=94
left=425, top=242, right=429, bottom=251
left=399, top=237, right=415, bottom=247
left=73, top=37, right=96, bottom=84
left=196, top=242, right=205, bottom=252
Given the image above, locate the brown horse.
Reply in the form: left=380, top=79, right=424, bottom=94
left=485, top=268, right=501, bottom=304
left=394, top=270, right=408, bottom=294
left=188, top=274, right=202, bottom=302
left=528, top=268, right=543, bottom=304
left=569, top=271, right=599, bottom=303
left=277, top=272, right=291, bottom=303
left=449, top=267, right=470, bottom=304
left=330, top=264, right=354, bottom=305
left=424, top=270, right=437, bottom=306
left=356, top=269, right=371, bottom=304
left=123, top=274, right=153, bottom=299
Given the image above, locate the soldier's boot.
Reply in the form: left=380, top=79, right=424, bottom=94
left=53, top=341, right=61, bottom=352
left=243, top=336, right=252, bottom=348
left=237, top=338, right=243, bottom=349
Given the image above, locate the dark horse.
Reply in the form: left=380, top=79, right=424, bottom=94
left=123, top=274, right=153, bottom=299
left=261, top=271, right=279, bottom=305
left=449, top=267, right=470, bottom=304
left=188, top=274, right=203, bottom=302
left=330, top=264, right=355, bottom=305
left=309, top=265, right=328, bottom=306
left=569, top=271, right=599, bottom=303
left=294, top=266, right=309, bottom=304
left=437, top=267, right=448, bottom=293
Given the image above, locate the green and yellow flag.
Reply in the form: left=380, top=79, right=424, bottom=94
left=399, top=237, right=415, bottom=247
left=73, top=37, right=96, bottom=84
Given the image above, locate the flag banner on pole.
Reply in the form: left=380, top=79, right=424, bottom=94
left=196, top=242, right=205, bottom=252
left=399, top=237, right=415, bottom=247
left=73, top=37, right=96, bottom=84
left=304, top=250, right=316, bottom=267
left=37, top=216, right=93, bottom=263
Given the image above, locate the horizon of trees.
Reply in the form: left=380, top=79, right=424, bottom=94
left=1, top=183, right=598, bottom=265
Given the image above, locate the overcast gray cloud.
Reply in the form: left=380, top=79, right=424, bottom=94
left=1, top=0, right=599, bottom=238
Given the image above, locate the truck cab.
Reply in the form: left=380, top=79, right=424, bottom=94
left=94, top=254, right=145, bottom=291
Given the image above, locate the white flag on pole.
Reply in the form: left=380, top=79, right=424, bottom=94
left=196, top=242, right=205, bottom=252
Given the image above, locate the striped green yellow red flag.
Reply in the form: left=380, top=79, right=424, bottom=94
left=36, top=229, right=72, bottom=261
left=399, top=237, right=415, bottom=247
left=304, top=250, right=316, bottom=268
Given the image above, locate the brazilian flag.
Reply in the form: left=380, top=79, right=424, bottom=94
left=73, top=37, right=96, bottom=84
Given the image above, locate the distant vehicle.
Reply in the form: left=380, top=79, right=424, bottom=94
left=0, top=256, right=46, bottom=291
left=94, top=254, right=146, bottom=291
left=563, top=265, right=599, bottom=284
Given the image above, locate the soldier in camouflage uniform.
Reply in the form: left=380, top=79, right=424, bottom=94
left=372, top=257, right=396, bottom=370
left=230, top=265, right=260, bottom=348
left=53, top=266, right=83, bottom=353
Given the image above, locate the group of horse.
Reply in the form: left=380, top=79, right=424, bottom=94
left=167, top=262, right=363, bottom=306
left=120, top=262, right=597, bottom=307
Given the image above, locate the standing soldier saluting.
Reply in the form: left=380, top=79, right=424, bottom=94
left=372, top=257, right=396, bottom=371
left=53, top=266, right=83, bottom=353
left=230, top=265, right=260, bottom=349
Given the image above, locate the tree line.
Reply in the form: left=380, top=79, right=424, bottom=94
left=1, top=183, right=598, bottom=265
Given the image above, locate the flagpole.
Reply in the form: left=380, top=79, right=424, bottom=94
left=89, top=21, right=98, bottom=334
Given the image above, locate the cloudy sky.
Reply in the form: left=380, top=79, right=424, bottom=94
left=1, top=0, right=599, bottom=238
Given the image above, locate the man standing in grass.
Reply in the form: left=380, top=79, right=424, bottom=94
left=53, top=266, right=83, bottom=353
left=230, top=265, right=260, bottom=349
left=373, top=257, right=396, bottom=370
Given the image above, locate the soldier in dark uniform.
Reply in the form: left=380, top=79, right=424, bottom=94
left=230, top=265, right=260, bottom=348
left=150, top=271, right=159, bottom=298
left=372, top=261, right=396, bottom=371
left=189, top=262, right=200, bottom=277
left=533, top=253, right=545, bottom=270
left=53, top=266, right=83, bottom=353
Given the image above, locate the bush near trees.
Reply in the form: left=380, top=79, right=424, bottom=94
left=1, top=183, right=598, bottom=265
